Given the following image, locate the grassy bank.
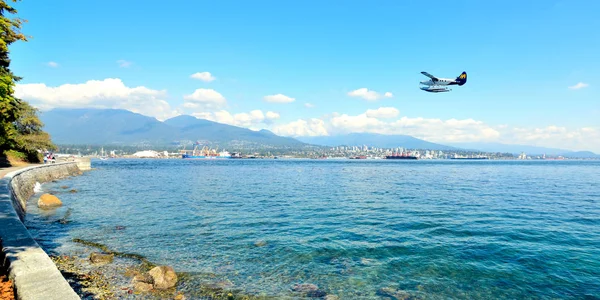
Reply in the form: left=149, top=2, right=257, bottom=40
left=0, top=150, right=41, bottom=167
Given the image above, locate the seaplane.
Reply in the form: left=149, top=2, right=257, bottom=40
left=419, top=71, right=467, bottom=93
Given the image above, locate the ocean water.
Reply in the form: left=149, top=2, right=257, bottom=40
left=25, top=159, right=600, bottom=299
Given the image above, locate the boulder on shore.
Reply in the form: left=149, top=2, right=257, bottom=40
left=131, top=273, right=154, bottom=292
left=148, top=266, right=178, bottom=289
left=37, top=193, right=62, bottom=209
left=89, top=252, right=114, bottom=264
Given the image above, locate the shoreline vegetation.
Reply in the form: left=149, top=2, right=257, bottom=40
left=1, top=1, right=79, bottom=295
left=1, top=0, right=56, bottom=168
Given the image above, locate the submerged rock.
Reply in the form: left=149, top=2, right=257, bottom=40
left=325, top=295, right=340, bottom=300
left=292, top=283, right=319, bottom=293
left=89, top=252, right=114, bottom=265
left=307, top=289, right=327, bottom=298
left=69, top=189, right=78, bottom=193
left=38, top=193, right=62, bottom=209
left=174, top=293, right=186, bottom=300
left=148, top=266, right=178, bottom=289
left=205, top=279, right=234, bottom=290
left=376, top=287, right=413, bottom=300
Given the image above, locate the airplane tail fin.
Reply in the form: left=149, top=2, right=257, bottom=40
left=456, top=72, right=467, bottom=86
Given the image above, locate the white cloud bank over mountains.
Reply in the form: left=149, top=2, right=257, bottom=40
left=14, top=78, right=178, bottom=121
left=271, top=113, right=600, bottom=152
left=183, top=88, right=227, bottom=110
left=13, top=77, right=600, bottom=152
left=193, top=110, right=280, bottom=128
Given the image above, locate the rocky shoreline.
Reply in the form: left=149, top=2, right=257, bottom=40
left=48, top=241, right=186, bottom=299
left=48, top=237, right=335, bottom=299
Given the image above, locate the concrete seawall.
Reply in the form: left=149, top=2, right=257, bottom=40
left=0, top=161, right=89, bottom=300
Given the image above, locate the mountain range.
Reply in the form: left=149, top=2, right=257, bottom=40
left=39, top=108, right=599, bottom=158
left=446, top=142, right=575, bottom=156
left=40, top=108, right=305, bottom=149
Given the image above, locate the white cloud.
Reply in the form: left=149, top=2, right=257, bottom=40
left=568, top=82, right=589, bottom=90
left=304, top=103, right=315, bottom=108
left=347, top=88, right=393, bottom=101
left=365, top=107, right=399, bottom=118
left=505, top=126, right=600, bottom=152
left=272, top=108, right=600, bottom=152
left=192, top=109, right=280, bottom=127
left=14, top=78, right=179, bottom=121
left=265, top=111, right=280, bottom=120
left=183, top=88, right=227, bottom=110
left=46, top=61, right=59, bottom=68
left=117, top=60, right=133, bottom=68
left=190, top=72, right=216, bottom=82
left=264, top=94, right=295, bottom=103
left=274, top=108, right=500, bottom=142
left=272, top=118, right=329, bottom=137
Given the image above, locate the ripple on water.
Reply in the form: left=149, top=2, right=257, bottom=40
left=24, top=159, right=600, bottom=299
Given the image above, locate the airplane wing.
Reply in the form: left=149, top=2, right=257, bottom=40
left=421, top=71, right=439, bottom=81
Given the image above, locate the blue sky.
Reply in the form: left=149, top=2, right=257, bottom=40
left=9, top=0, right=600, bottom=151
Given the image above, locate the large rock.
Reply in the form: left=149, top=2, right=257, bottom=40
left=132, top=273, right=154, bottom=292
left=89, top=252, right=113, bottom=264
left=148, top=266, right=177, bottom=289
left=133, top=282, right=153, bottom=293
left=37, top=193, right=62, bottom=209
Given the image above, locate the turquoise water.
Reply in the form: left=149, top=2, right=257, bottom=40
left=25, top=159, right=600, bottom=299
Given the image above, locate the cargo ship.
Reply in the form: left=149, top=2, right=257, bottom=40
left=385, top=152, right=418, bottom=160
left=180, top=145, right=231, bottom=159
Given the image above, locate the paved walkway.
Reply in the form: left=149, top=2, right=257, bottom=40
left=0, top=165, right=35, bottom=178
left=0, top=162, right=80, bottom=300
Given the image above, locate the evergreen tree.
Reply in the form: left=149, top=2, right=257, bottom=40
left=0, top=0, right=55, bottom=162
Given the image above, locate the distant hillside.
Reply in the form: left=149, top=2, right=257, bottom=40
left=297, top=133, right=459, bottom=150
left=40, top=108, right=177, bottom=145
left=447, top=142, right=599, bottom=157
left=448, top=142, right=573, bottom=155
left=559, top=151, right=600, bottom=158
left=164, top=115, right=306, bottom=147
left=40, top=108, right=308, bottom=148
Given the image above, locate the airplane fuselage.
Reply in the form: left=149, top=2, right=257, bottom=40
left=418, top=71, right=467, bottom=93
left=420, top=77, right=460, bottom=86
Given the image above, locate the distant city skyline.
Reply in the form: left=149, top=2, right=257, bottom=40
left=9, top=1, right=600, bottom=152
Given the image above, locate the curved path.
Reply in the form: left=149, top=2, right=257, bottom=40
left=1, top=162, right=82, bottom=300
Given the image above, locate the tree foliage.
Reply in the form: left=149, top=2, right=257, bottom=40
left=0, top=0, right=55, bottom=162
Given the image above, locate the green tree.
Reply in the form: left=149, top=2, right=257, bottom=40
left=1, top=0, right=55, bottom=162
